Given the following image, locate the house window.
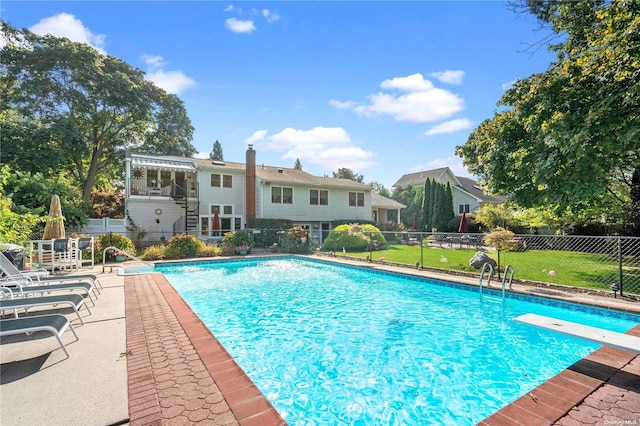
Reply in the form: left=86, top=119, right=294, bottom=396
left=223, top=205, right=233, bottom=215
left=459, top=204, right=470, bottom=214
left=283, top=187, right=293, bottom=204
left=160, top=171, right=171, bottom=188
left=349, top=192, right=364, bottom=207
left=147, top=170, right=159, bottom=189
left=271, top=187, right=282, bottom=203
left=310, top=190, right=328, bottom=206
left=211, top=174, right=221, bottom=187
left=272, top=187, right=293, bottom=204
left=223, top=175, right=232, bottom=188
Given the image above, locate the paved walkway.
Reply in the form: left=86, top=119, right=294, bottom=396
left=125, top=272, right=285, bottom=425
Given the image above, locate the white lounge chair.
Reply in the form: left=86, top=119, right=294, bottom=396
left=0, top=293, right=90, bottom=325
left=1, top=280, right=97, bottom=306
left=0, top=314, right=79, bottom=359
left=0, top=255, right=102, bottom=292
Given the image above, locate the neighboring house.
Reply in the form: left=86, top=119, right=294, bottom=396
left=393, top=167, right=505, bottom=215
left=125, top=146, right=403, bottom=244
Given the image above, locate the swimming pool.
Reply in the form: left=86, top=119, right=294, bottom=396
left=158, top=257, right=640, bottom=424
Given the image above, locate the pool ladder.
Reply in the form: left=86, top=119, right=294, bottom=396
left=479, top=263, right=515, bottom=303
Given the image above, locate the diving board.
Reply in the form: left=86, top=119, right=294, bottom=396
left=514, top=313, right=640, bottom=355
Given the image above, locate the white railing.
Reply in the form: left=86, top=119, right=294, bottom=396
left=72, top=218, right=126, bottom=235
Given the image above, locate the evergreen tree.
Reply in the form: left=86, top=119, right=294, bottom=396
left=444, top=182, right=455, bottom=227
left=293, top=158, right=302, bottom=170
left=209, top=140, right=223, bottom=161
left=421, top=179, right=432, bottom=231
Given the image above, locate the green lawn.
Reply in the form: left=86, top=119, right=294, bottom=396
left=341, top=244, right=639, bottom=292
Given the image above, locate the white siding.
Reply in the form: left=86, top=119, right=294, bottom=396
left=257, top=184, right=371, bottom=221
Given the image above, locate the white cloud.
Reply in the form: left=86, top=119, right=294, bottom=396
left=224, top=5, right=235, bottom=12
left=501, top=79, right=517, bottom=91
left=252, top=127, right=376, bottom=171
left=424, top=118, right=474, bottom=136
left=329, top=99, right=358, bottom=109
left=429, top=70, right=465, bottom=85
left=142, top=54, right=196, bottom=95
left=194, top=151, right=211, bottom=159
left=333, top=73, right=464, bottom=123
left=245, top=129, right=268, bottom=144
left=262, top=9, right=280, bottom=23
left=410, top=157, right=472, bottom=178
left=225, top=18, right=256, bottom=34
left=29, top=13, right=106, bottom=54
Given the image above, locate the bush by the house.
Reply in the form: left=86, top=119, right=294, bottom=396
left=198, top=245, right=220, bottom=257
left=165, top=234, right=205, bottom=258
left=220, top=230, right=254, bottom=255
left=322, top=223, right=386, bottom=252
left=96, top=232, right=136, bottom=262
left=280, top=226, right=311, bottom=254
left=140, top=245, right=165, bottom=260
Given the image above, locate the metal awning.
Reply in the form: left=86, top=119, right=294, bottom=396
left=131, top=157, right=196, bottom=171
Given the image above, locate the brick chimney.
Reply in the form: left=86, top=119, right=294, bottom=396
left=245, top=144, right=256, bottom=224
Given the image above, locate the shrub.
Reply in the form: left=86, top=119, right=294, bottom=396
left=280, top=226, right=311, bottom=254
left=96, top=232, right=135, bottom=262
left=323, top=223, right=386, bottom=252
left=140, top=245, right=165, bottom=260
left=198, top=245, right=220, bottom=258
left=221, top=230, right=254, bottom=255
left=166, top=234, right=205, bottom=258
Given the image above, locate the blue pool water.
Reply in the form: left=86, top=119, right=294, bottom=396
left=158, top=258, right=639, bottom=425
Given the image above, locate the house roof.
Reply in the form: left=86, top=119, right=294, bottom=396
left=392, top=167, right=454, bottom=187
left=393, top=166, right=505, bottom=203
left=371, top=192, right=406, bottom=209
left=455, top=176, right=506, bottom=203
left=255, top=165, right=371, bottom=190
left=128, top=152, right=370, bottom=191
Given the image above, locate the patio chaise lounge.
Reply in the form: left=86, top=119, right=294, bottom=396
left=0, top=293, right=90, bottom=325
left=0, top=255, right=103, bottom=292
left=0, top=314, right=79, bottom=359
left=1, top=280, right=97, bottom=306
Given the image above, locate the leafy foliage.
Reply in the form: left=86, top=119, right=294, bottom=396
left=140, top=245, right=166, bottom=261
left=421, top=179, right=455, bottom=231
left=96, top=232, right=135, bottom=262
left=332, top=168, right=364, bottom=183
left=456, top=2, right=640, bottom=233
left=220, top=230, right=254, bottom=255
left=323, top=223, right=386, bottom=252
left=91, top=189, right=124, bottom=218
left=1, top=21, right=196, bottom=202
left=280, top=226, right=311, bottom=254
left=209, top=140, right=224, bottom=161
left=2, top=166, right=89, bottom=230
left=165, top=234, right=205, bottom=258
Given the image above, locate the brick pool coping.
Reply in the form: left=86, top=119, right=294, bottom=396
left=126, top=269, right=640, bottom=425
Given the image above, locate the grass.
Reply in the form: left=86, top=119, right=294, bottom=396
left=342, top=244, right=640, bottom=293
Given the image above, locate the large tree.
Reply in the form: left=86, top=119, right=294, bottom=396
left=333, top=168, right=364, bottom=183
left=0, top=22, right=196, bottom=202
left=456, top=1, right=640, bottom=233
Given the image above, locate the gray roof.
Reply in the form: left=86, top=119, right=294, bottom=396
left=455, top=176, right=506, bottom=203
left=392, top=167, right=452, bottom=187
left=129, top=152, right=370, bottom=190
left=371, top=192, right=406, bottom=209
left=393, top=167, right=505, bottom=203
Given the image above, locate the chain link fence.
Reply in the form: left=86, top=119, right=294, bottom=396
left=378, top=232, right=640, bottom=295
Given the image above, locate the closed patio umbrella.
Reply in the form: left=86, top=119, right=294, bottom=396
left=412, top=213, right=418, bottom=230
left=43, top=195, right=66, bottom=240
left=212, top=209, right=220, bottom=235
left=458, top=212, right=468, bottom=233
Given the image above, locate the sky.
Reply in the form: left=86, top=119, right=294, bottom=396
left=2, top=1, right=557, bottom=189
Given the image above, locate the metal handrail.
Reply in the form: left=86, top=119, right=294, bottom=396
left=102, top=246, right=154, bottom=273
left=500, top=264, right=515, bottom=302
left=479, top=262, right=494, bottom=299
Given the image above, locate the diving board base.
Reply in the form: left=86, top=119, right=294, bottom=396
left=514, top=313, right=640, bottom=355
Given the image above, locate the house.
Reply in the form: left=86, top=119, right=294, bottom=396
left=125, top=146, right=404, bottom=244
left=393, top=167, right=505, bottom=215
